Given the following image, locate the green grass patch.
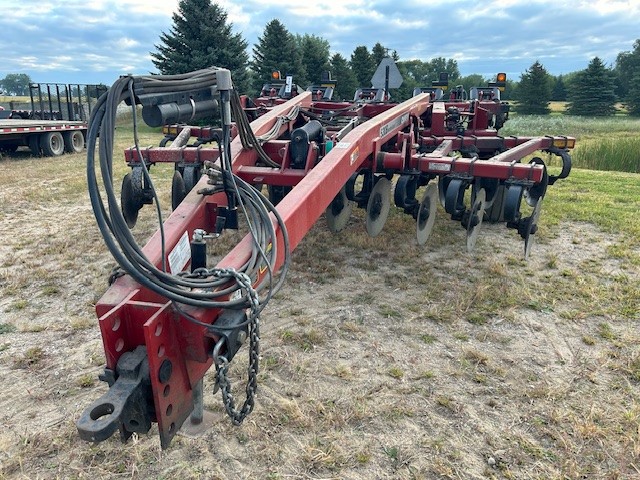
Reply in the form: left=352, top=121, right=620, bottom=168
left=0, top=323, right=17, bottom=334
left=542, top=168, right=640, bottom=244
left=501, top=115, right=640, bottom=173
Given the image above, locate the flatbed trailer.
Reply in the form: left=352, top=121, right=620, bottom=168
left=0, top=82, right=106, bottom=157
left=0, top=119, right=87, bottom=156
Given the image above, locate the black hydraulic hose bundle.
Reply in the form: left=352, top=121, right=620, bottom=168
left=86, top=68, right=290, bottom=317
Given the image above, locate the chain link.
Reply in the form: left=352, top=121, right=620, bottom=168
left=212, top=268, right=261, bottom=425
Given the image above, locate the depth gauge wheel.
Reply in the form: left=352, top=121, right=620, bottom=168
left=171, top=170, right=187, bottom=209
left=183, top=165, right=200, bottom=193
left=121, top=172, right=144, bottom=228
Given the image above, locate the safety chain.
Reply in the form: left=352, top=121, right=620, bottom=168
left=211, top=268, right=261, bottom=425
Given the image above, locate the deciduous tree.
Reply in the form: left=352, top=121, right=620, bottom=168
left=615, top=39, right=640, bottom=115
left=0, top=73, right=32, bottom=96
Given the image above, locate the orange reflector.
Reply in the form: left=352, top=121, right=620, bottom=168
left=553, top=137, right=576, bottom=149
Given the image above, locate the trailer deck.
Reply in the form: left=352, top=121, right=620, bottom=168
left=0, top=119, right=87, bottom=156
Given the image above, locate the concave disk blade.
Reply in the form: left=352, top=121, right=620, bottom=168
left=416, top=183, right=438, bottom=246
left=466, top=188, right=486, bottom=252
left=524, top=197, right=543, bottom=259
left=326, top=185, right=353, bottom=233
left=365, top=177, right=391, bottom=237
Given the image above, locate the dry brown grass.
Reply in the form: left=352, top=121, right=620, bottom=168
left=0, top=117, right=639, bottom=479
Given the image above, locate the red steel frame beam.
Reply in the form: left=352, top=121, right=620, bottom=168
left=94, top=92, right=431, bottom=447
left=95, top=93, right=312, bottom=447
left=377, top=136, right=575, bottom=182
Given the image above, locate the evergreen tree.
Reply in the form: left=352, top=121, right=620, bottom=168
left=371, top=42, right=389, bottom=67
left=551, top=75, right=567, bottom=101
left=567, top=57, right=617, bottom=116
left=514, top=61, right=552, bottom=115
left=330, top=53, right=358, bottom=101
left=350, top=46, right=375, bottom=87
left=296, top=34, right=331, bottom=85
left=151, top=0, right=249, bottom=93
left=251, top=19, right=304, bottom=94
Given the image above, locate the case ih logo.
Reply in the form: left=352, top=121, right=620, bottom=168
left=379, top=113, right=409, bottom=138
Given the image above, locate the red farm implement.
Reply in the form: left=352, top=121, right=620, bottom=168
left=76, top=66, right=573, bottom=448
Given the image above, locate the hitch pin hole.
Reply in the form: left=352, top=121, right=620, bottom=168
left=89, top=403, right=115, bottom=421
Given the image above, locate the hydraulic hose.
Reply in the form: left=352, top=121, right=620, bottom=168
left=86, top=69, right=290, bottom=315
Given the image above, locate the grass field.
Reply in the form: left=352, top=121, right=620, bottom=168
left=501, top=114, right=640, bottom=173
left=0, top=108, right=639, bottom=479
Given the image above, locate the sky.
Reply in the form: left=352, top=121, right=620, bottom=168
left=1, top=0, right=639, bottom=88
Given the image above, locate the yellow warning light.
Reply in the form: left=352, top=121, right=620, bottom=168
left=272, top=71, right=281, bottom=80
left=496, top=72, right=507, bottom=83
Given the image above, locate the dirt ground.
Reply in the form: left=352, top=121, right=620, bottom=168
left=0, top=148, right=639, bottom=479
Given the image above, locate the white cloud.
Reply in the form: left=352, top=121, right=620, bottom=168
left=1, top=0, right=639, bottom=84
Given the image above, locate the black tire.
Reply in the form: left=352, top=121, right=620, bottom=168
left=28, top=134, right=41, bottom=156
left=121, top=172, right=142, bottom=228
left=41, top=132, right=65, bottom=156
left=63, top=130, right=85, bottom=153
left=171, top=170, right=186, bottom=209
left=0, top=143, right=19, bottom=153
left=182, top=165, right=200, bottom=193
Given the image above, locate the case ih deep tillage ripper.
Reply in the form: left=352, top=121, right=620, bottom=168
left=77, top=67, right=573, bottom=448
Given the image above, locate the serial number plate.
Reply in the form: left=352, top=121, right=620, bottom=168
left=429, top=162, right=451, bottom=172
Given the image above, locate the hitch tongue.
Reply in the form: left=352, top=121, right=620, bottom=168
left=76, top=346, right=153, bottom=444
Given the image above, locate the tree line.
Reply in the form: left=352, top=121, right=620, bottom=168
left=152, top=0, right=640, bottom=116
left=4, top=0, right=640, bottom=117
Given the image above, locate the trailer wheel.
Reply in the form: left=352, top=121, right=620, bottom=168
left=63, top=130, right=85, bottom=153
left=29, top=134, right=41, bottom=156
left=41, top=132, right=65, bottom=156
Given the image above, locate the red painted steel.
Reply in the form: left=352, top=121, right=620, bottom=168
left=91, top=83, right=575, bottom=447
left=95, top=93, right=432, bottom=444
